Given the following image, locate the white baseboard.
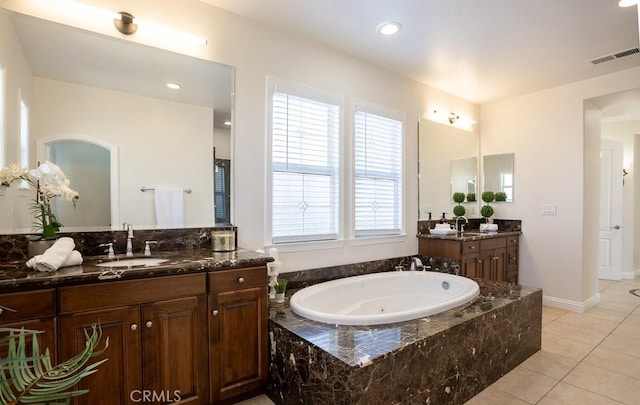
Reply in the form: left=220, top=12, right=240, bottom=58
left=543, top=293, right=601, bottom=313
left=622, top=271, right=636, bottom=280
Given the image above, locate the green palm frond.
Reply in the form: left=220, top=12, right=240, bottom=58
left=0, top=325, right=108, bottom=405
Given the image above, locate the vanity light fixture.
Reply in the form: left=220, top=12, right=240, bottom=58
left=618, top=0, right=639, bottom=7
left=376, top=21, right=403, bottom=36
left=114, top=11, right=137, bottom=35
left=113, top=11, right=207, bottom=46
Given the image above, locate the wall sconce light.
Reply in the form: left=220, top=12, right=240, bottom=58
left=39, top=0, right=207, bottom=47
left=114, top=12, right=137, bottom=35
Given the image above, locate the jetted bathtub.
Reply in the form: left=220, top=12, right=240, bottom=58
left=289, top=271, right=480, bottom=325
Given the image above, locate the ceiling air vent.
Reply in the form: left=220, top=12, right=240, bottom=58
left=590, top=47, right=640, bottom=65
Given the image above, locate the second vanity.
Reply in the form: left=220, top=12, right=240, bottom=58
left=418, top=225, right=521, bottom=283
left=0, top=229, right=272, bottom=405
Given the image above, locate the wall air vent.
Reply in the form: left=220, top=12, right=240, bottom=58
left=590, top=47, right=640, bottom=65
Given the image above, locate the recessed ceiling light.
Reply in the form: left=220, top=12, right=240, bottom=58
left=376, top=21, right=402, bottom=36
left=166, top=82, right=181, bottom=90
left=619, top=0, right=639, bottom=7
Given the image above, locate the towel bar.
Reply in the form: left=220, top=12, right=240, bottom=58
left=140, top=187, right=192, bottom=194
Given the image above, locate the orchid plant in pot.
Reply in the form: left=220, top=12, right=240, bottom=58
left=0, top=162, right=79, bottom=247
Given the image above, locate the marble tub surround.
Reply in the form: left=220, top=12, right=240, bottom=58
left=0, top=225, right=236, bottom=262
left=417, top=218, right=521, bottom=236
left=0, top=248, right=271, bottom=292
left=268, top=279, right=541, bottom=404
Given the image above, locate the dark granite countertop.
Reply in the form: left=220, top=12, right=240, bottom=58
left=0, top=248, right=273, bottom=292
left=416, top=230, right=522, bottom=241
left=269, top=279, right=539, bottom=367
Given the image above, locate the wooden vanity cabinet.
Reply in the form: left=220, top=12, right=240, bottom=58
left=0, top=289, right=57, bottom=363
left=419, top=235, right=519, bottom=282
left=208, top=266, right=268, bottom=403
left=58, top=273, right=208, bottom=405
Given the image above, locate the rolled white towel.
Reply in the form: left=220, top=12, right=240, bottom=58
left=26, top=237, right=76, bottom=272
left=27, top=250, right=83, bottom=272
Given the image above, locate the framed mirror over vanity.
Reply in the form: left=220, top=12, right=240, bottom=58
left=418, top=118, right=480, bottom=220
left=0, top=6, right=235, bottom=234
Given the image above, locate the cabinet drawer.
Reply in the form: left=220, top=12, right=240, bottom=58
left=59, top=273, right=206, bottom=314
left=209, top=266, right=267, bottom=293
left=461, top=241, right=480, bottom=255
left=0, top=289, right=55, bottom=323
left=480, top=237, right=506, bottom=251
left=507, top=236, right=519, bottom=246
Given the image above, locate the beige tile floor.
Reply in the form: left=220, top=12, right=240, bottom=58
left=237, top=278, right=640, bottom=405
left=467, top=277, right=640, bottom=405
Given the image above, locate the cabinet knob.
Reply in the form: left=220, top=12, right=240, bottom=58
left=469, top=246, right=475, bottom=250
left=0, top=308, right=3, bottom=315
left=212, top=309, right=219, bottom=316
left=238, top=277, right=245, bottom=283
left=478, top=260, right=482, bottom=264
left=145, top=321, right=153, bottom=328
left=130, top=323, right=138, bottom=331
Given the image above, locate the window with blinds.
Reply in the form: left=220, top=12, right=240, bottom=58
left=270, top=85, right=341, bottom=244
left=354, top=106, right=404, bottom=237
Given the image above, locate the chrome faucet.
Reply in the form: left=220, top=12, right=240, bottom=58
left=123, top=222, right=134, bottom=256
left=409, top=257, right=424, bottom=271
left=455, top=215, right=469, bottom=232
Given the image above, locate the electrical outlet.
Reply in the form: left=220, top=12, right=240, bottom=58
left=540, top=204, right=557, bottom=215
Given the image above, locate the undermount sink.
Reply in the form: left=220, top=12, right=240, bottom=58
left=96, top=257, right=169, bottom=268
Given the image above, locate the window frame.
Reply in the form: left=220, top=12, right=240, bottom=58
left=351, top=100, right=406, bottom=239
left=266, top=77, right=345, bottom=246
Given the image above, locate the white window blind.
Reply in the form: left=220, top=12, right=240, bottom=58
left=271, top=87, right=340, bottom=244
left=354, top=107, right=403, bottom=236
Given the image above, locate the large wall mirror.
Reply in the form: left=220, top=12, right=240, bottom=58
left=483, top=153, right=514, bottom=202
left=0, top=7, right=234, bottom=233
left=418, top=119, right=479, bottom=219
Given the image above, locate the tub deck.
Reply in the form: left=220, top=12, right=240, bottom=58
left=268, top=278, right=542, bottom=404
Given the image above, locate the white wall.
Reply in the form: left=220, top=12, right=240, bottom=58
left=481, top=67, right=640, bottom=310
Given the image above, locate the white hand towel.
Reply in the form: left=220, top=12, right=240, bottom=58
left=155, top=187, right=184, bottom=227
left=25, top=237, right=78, bottom=272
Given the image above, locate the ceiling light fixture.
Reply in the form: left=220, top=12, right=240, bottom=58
left=166, top=82, right=181, bottom=90
left=618, top=0, right=639, bottom=7
left=224, top=120, right=232, bottom=126
left=376, top=21, right=402, bottom=36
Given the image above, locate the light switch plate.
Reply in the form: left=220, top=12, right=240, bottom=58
left=540, top=204, right=557, bottom=215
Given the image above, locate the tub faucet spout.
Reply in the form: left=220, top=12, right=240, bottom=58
left=409, top=257, right=424, bottom=271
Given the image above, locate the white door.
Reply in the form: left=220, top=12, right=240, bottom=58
left=599, top=139, right=623, bottom=280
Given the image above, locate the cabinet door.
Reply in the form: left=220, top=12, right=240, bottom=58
left=0, top=317, right=57, bottom=364
left=59, top=306, right=141, bottom=405
left=461, top=253, right=480, bottom=278
left=209, top=286, right=268, bottom=403
left=141, top=296, right=208, bottom=405
left=479, top=250, right=494, bottom=280
left=493, top=247, right=507, bottom=282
